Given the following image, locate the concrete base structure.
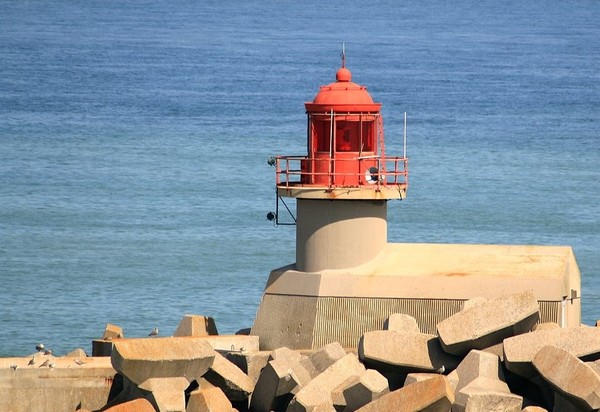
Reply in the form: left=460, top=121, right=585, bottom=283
left=0, top=356, right=115, bottom=412
left=251, top=243, right=581, bottom=350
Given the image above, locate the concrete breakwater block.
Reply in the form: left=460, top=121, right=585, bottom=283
left=453, top=379, right=523, bottom=412
left=436, top=290, right=540, bottom=356
left=383, top=313, right=420, bottom=333
left=358, top=330, right=460, bottom=374
left=355, top=375, right=454, bottom=412
left=250, top=348, right=313, bottom=412
left=203, top=351, right=255, bottom=402
left=187, top=386, right=234, bottom=412
left=111, top=336, right=216, bottom=385
left=138, top=376, right=189, bottom=412
left=448, top=349, right=522, bottom=412
left=0, top=355, right=115, bottom=412
left=448, top=349, right=506, bottom=393
left=533, top=345, right=600, bottom=411
left=503, top=326, right=600, bottom=378
left=287, top=353, right=366, bottom=412
left=333, top=368, right=389, bottom=411
left=173, top=314, right=218, bottom=337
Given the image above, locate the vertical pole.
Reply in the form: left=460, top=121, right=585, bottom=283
left=329, top=109, right=334, bottom=187
left=403, top=112, right=407, bottom=160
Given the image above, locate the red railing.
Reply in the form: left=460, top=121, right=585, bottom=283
left=275, top=155, right=408, bottom=190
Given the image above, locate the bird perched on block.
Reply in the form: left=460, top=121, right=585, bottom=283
left=28, top=357, right=35, bottom=366
left=10, top=364, right=17, bottom=371
left=39, top=359, right=50, bottom=368
left=148, top=327, right=159, bottom=337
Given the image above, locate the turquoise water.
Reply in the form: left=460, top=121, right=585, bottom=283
left=1, top=0, right=599, bottom=356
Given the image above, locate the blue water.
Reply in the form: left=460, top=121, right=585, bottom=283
left=1, top=0, right=599, bottom=357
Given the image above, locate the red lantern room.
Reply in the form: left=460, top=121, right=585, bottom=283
left=273, top=56, right=408, bottom=205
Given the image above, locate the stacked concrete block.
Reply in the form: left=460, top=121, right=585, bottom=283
left=138, top=377, right=189, bottom=412
left=0, top=355, right=116, bottom=412
left=358, top=330, right=460, bottom=374
left=287, top=353, right=366, bottom=412
left=103, top=323, right=125, bottom=340
left=383, top=313, right=420, bottom=333
left=503, top=326, right=600, bottom=378
left=436, top=291, right=540, bottom=356
left=250, top=348, right=313, bottom=412
left=202, top=351, right=254, bottom=403
left=448, top=350, right=506, bottom=393
left=187, top=386, right=234, bottom=412
left=301, top=342, right=347, bottom=378
left=335, top=369, right=389, bottom=411
left=449, top=350, right=522, bottom=412
left=532, top=345, right=600, bottom=411
left=174, top=314, right=218, bottom=337
left=5, top=289, right=599, bottom=411
left=226, top=350, right=271, bottom=385
left=111, top=337, right=216, bottom=385
left=355, top=375, right=454, bottom=412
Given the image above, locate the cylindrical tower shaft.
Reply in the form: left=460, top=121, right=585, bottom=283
left=296, top=199, right=387, bottom=272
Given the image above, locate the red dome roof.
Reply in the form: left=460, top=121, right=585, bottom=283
left=307, top=67, right=379, bottom=111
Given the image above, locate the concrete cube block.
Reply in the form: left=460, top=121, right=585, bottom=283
left=287, top=353, right=366, bottom=412
left=202, top=352, right=254, bottom=402
left=138, top=377, right=189, bottom=412
left=436, top=291, right=539, bottom=357
left=271, top=346, right=306, bottom=363
left=187, top=386, right=233, bottom=412
left=358, top=330, right=460, bottom=374
left=383, top=313, right=420, bottom=333
left=103, top=323, right=124, bottom=340
left=111, top=337, right=216, bottom=385
left=342, top=369, right=389, bottom=411
left=250, top=352, right=313, bottom=412
left=533, top=345, right=600, bottom=411
left=354, top=375, right=454, bottom=412
left=453, top=379, right=523, bottom=412
left=453, top=350, right=506, bottom=394
left=173, top=314, right=218, bottom=337
left=225, top=350, right=271, bottom=385
left=301, top=342, right=346, bottom=378
left=504, top=326, right=600, bottom=378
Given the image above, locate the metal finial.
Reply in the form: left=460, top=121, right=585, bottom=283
left=341, top=42, right=346, bottom=68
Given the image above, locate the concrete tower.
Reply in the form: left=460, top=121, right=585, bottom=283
left=251, top=59, right=581, bottom=351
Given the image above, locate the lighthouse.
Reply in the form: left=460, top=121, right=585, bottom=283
left=252, top=56, right=581, bottom=351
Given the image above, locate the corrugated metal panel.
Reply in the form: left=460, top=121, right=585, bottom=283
left=539, top=300, right=561, bottom=324
left=313, top=297, right=563, bottom=349
left=313, top=297, right=463, bottom=348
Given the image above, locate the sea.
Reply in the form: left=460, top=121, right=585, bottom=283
left=1, top=0, right=599, bottom=357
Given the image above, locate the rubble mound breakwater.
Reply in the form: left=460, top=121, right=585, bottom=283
left=1, top=291, right=599, bottom=412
